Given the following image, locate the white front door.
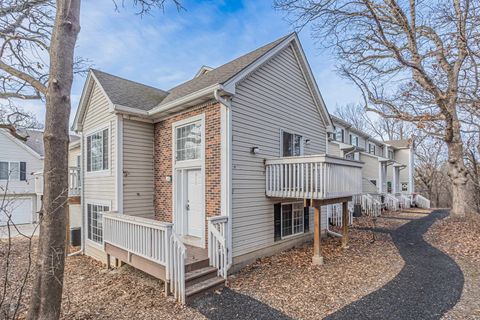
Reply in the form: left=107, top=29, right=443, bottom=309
left=185, top=169, right=203, bottom=238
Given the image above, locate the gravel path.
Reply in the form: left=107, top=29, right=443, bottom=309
left=326, top=210, right=464, bottom=320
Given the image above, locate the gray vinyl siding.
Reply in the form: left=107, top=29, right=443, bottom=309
left=81, top=82, right=116, bottom=257
left=328, top=141, right=342, bottom=157
left=231, top=45, right=328, bottom=258
left=122, top=119, right=154, bottom=217
left=360, top=153, right=379, bottom=193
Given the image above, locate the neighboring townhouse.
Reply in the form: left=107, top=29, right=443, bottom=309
left=327, top=115, right=426, bottom=212
left=0, top=129, right=43, bottom=226
left=72, top=33, right=364, bottom=303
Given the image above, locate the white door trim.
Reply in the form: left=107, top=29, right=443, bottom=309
left=172, top=114, right=206, bottom=248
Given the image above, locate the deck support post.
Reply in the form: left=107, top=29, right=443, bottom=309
left=312, top=205, right=324, bottom=265
left=106, top=253, right=111, bottom=270
left=341, top=201, right=349, bottom=249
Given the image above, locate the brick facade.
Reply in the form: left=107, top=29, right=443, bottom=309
left=154, top=101, right=222, bottom=243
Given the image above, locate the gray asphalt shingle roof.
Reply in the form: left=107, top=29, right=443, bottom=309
left=14, top=129, right=80, bottom=157
left=90, top=34, right=291, bottom=111
left=91, top=69, right=169, bottom=111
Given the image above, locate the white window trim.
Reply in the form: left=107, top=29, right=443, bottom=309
left=279, top=129, right=305, bottom=157
left=85, top=199, right=111, bottom=249
left=84, top=124, right=111, bottom=177
left=171, top=114, right=206, bottom=248
left=0, top=161, right=20, bottom=181
left=280, top=201, right=305, bottom=240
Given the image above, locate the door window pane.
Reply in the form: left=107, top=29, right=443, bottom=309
left=282, top=131, right=303, bottom=157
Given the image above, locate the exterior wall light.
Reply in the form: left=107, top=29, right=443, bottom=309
left=251, top=146, right=260, bottom=155
left=305, top=139, right=311, bottom=145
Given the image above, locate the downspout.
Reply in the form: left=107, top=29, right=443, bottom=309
left=214, top=89, right=233, bottom=271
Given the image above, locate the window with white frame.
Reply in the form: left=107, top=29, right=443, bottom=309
left=87, top=203, right=109, bottom=244
left=0, top=161, right=20, bottom=180
left=281, top=130, right=303, bottom=157
left=281, top=202, right=304, bottom=238
left=369, top=143, right=376, bottom=154
left=86, top=128, right=108, bottom=172
left=175, top=121, right=202, bottom=162
left=349, top=134, right=359, bottom=146
left=401, top=182, right=408, bottom=192
left=335, top=127, right=344, bottom=143
left=388, top=150, right=394, bottom=160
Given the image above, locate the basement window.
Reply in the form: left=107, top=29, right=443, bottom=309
left=87, top=203, right=109, bottom=244
left=281, top=202, right=304, bottom=238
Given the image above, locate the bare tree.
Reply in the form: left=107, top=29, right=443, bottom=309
left=276, top=0, right=480, bottom=216
left=0, top=0, right=181, bottom=319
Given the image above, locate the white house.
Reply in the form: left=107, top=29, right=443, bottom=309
left=0, top=129, right=44, bottom=226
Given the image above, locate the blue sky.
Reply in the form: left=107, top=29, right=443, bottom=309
left=22, top=0, right=362, bottom=125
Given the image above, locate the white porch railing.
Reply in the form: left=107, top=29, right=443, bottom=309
left=102, top=213, right=187, bottom=304
left=384, top=193, right=400, bottom=211
left=398, top=194, right=412, bottom=209
left=103, top=213, right=172, bottom=265
left=265, top=155, right=363, bottom=200
left=207, top=216, right=228, bottom=279
left=415, top=194, right=431, bottom=209
left=327, top=203, right=353, bottom=227
left=169, top=232, right=186, bottom=304
left=361, top=194, right=382, bottom=217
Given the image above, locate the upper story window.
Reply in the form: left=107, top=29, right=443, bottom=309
left=349, top=134, right=359, bottom=147
left=369, top=143, right=376, bottom=155
left=281, top=130, right=303, bottom=157
left=87, top=128, right=109, bottom=172
left=176, top=121, right=202, bottom=162
left=0, top=161, right=25, bottom=181
left=388, top=150, right=394, bottom=160
left=335, top=127, right=344, bottom=143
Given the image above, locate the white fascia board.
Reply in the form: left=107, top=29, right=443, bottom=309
left=147, top=84, right=228, bottom=116
left=113, top=104, right=149, bottom=117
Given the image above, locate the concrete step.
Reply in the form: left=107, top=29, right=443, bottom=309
left=185, top=266, right=218, bottom=286
left=185, top=276, right=225, bottom=300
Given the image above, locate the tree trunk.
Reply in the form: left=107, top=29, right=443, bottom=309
left=27, top=1, right=80, bottom=319
left=446, top=121, right=469, bottom=217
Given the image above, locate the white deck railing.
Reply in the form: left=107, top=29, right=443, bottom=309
left=385, top=193, right=400, bottom=211
left=33, top=166, right=81, bottom=196
left=103, top=213, right=173, bottom=266
left=103, top=212, right=187, bottom=304
left=415, top=194, right=431, bottom=208
left=208, top=216, right=228, bottom=279
left=361, top=194, right=382, bottom=217
left=327, top=203, right=353, bottom=227
left=265, top=155, right=363, bottom=200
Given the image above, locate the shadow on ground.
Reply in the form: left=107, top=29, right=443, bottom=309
left=325, top=210, right=464, bottom=320
left=189, top=287, right=292, bottom=320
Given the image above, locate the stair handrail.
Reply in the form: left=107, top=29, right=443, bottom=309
left=207, top=216, right=228, bottom=279
left=415, top=194, right=431, bottom=208
left=168, top=231, right=186, bottom=304
left=384, top=193, right=400, bottom=211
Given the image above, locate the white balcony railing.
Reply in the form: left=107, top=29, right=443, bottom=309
left=33, top=166, right=81, bottom=196
left=265, top=155, right=363, bottom=200
left=385, top=193, right=400, bottom=211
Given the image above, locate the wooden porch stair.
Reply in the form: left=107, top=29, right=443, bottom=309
left=183, top=245, right=225, bottom=301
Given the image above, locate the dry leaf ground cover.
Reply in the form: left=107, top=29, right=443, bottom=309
left=2, top=210, right=443, bottom=319
left=425, top=213, right=480, bottom=320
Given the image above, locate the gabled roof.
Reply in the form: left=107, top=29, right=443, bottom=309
left=73, top=33, right=333, bottom=130
left=91, top=69, right=169, bottom=111
left=159, top=35, right=289, bottom=106
left=17, top=129, right=45, bottom=156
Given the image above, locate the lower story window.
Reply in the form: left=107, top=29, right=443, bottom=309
left=281, top=202, right=304, bottom=238
left=87, top=203, right=109, bottom=244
